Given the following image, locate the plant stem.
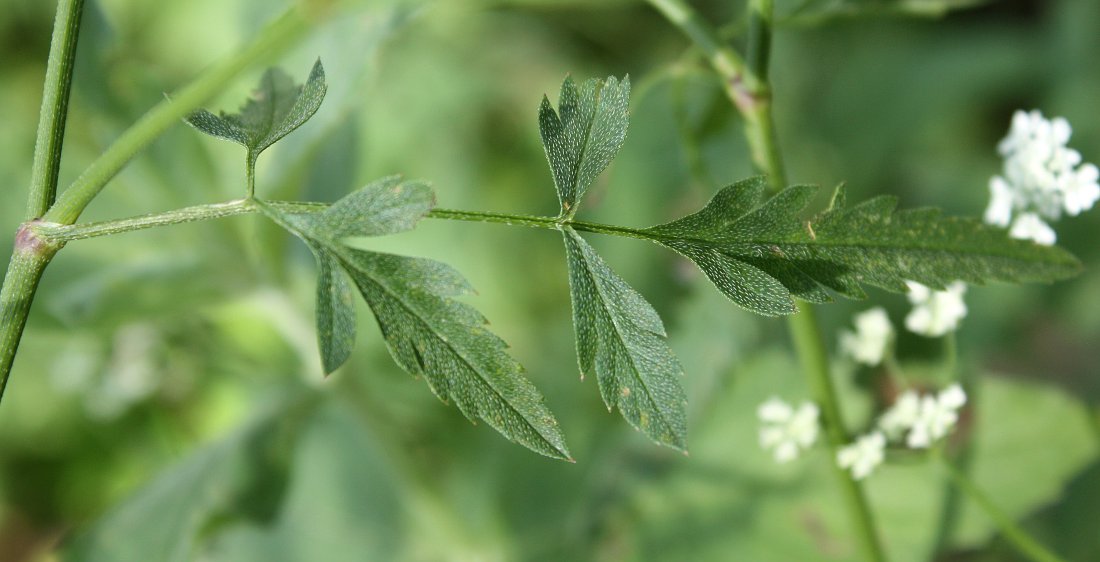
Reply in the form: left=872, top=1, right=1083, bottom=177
left=427, top=209, right=656, bottom=241
left=645, top=0, right=785, bottom=186
left=27, top=202, right=660, bottom=245
left=932, top=331, right=972, bottom=553
left=937, top=453, right=1066, bottom=562
left=789, top=303, right=887, bottom=562
left=42, top=6, right=315, bottom=226
left=31, top=199, right=257, bottom=242
left=27, top=0, right=85, bottom=220
left=0, top=229, right=62, bottom=402
left=649, top=0, right=883, bottom=559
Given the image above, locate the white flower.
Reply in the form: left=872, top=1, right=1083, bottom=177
left=837, top=431, right=886, bottom=480
left=1009, top=212, right=1057, bottom=245
left=839, top=307, right=894, bottom=366
left=1060, top=163, right=1100, bottom=216
left=984, top=176, right=1015, bottom=227
left=877, top=390, right=920, bottom=440
left=906, top=384, right=967, bottom=449
left=986, top=110, right=1098, bottom=235
left=904, top=281, right=968, bottom=337
left=758, top=398, right=820, bottom=463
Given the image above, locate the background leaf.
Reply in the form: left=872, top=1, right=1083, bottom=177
left=185, top=59, right=327, bottom=159
left=562, top=227, right=687, bottom=451
left=62, top=397, right=316, bottom=562
left=538, top=75, right=630, bottom=217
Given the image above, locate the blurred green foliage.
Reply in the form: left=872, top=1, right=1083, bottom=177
left=1, top=0, right=1098, bottom=560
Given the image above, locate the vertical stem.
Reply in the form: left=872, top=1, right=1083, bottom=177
left=789, top=304, right=887, bottom=562
left=743, top=0, right=786, bottom=190
left=0, top=227, right=62, bottom=402
left=937, top=454, right=1066, bottom=562
left=26, top=0, right=86, bottom=219
left=648, top=0, right=884, bottom=559
left=932, top=332, right=971, bottom=552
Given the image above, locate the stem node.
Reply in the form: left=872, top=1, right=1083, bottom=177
left=15, top=220, right=64, bottom=256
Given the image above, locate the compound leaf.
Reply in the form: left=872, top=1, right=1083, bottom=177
left=186, top=59, right=327, bottom=159
left=262, top=180, right=571, bottom=460
left=646, top=176, right=1082, bottom=314
left=563, top=227, right=687, bottom=451
left=539, top=75, right=630, bottom=217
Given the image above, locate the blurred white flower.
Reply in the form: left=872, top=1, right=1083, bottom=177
left=984, top=176, right=1014, bottom=227
left=906, top=384, right=967, bottom=449
left=758, top=397, right=820, bottom=463
left=840, top=307, right=894, bottom=366
left=1008, top=212, right=1057, bottom=246
left=878, top=390, right=921, bottom=440
left=1060, top=163, right=1100, bottom=216
left=986, top=110, right=1098, bottom=237
left=904, top=281, right=968, bottom=337
left=837, top=431, right=886, bottom=480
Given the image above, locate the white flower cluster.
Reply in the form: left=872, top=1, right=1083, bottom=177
left=985, top=110, right=1099, bottom=245
left=839, top=288, right=966, bottom=368
left=836, top=384, right=967, bottom=480
left=904, top=281, right=967, bottom=338
left=839, top=307, right=894, bottom=366
left=757, top=398, right=820, bottom=463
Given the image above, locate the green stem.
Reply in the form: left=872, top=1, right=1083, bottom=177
left=649, top=0, right=881, bottom=559
left=26, top=0, right=85, bottom=220
left=932, top=332, right=971, bottom=553
left=427, top=209, right=656, bottom=241
left=790, top=303, right=887, bottom=562
left=937, top=453, right=1066, bottom=562
left=31, top=199, right=257, bottom=242
left=246, top=152, right=258, bottom=199
left=0, top=229, right=62, bottom=402
left=645, top=0, right=785, bottom=187
left=42, top=6, right=315, bottom=226
left=26, top=202, right=661, bottom=246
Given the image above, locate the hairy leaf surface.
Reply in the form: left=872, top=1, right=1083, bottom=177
left=646, top=176, right=1082, bottom=315
left=539, top=75, right=629, bottom=217
left=563, top=227, right=687, bottom=451
left=186, top=59, right=327, bottom=158
left=263, top=179, right=571, bottom=460
left=340, top=249, right=571, bottom=460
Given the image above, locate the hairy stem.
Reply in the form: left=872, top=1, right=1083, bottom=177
left=937, top=453, right=1066, bottom=562
left=42, top=6, right=315, bottom=226
left=27, top=0, right=85, bottom=220
left=31, top=199, right=257, bottom=242
left=0, top=229, right=61, bottom=402
left=650, top=0, right=883, bottom=559
left=29, top=202, right=661, bottom=245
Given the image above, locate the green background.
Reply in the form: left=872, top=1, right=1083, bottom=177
left=0, top=0, right=1098, bottom=560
